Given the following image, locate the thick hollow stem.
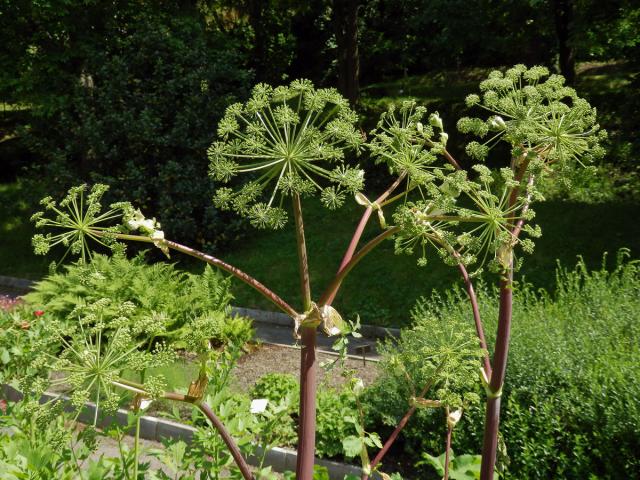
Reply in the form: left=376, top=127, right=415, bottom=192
left=197, top=401, right=254, bottom=480
left=480, top=162, right=531, bottom=479
left=292, top=193, right=317, bottom=480
left=480, top=265, right=513, bottom=480
left=319, top=226, right=400, bottom=306
left=444, top=422, right=453, bottom=480
left=326, top=173, right=406, bottom=305
left=109, top=232, right=298, bottom=318
left=296, top=325, right=318, bottom=480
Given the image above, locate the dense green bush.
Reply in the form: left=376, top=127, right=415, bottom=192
left=25, top=253, right=253, bottom=347
left=363, top=251, right=640, bottom=479
left=249, top=373, right=359, bottom=461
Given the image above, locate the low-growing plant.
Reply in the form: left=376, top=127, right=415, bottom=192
left=24, top=252, right=246, bottom=347
left=0, top=306, right=57, bottom=386
left=28, top=66, right=604, bottom=479
left=365, top=252, right=639, bottom=479
left=250, top=373, right=300, bottom=411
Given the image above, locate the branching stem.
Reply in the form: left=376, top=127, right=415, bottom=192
left=102, top=232, right=299, bottom=318
left=325, top=173, right=407, bottom=305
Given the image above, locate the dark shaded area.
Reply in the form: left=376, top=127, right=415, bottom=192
left=0, top=0, right=637, bottom=247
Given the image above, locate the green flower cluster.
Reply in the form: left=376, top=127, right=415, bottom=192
left=31, top=184, right=130, bottom=263
left=208, top=79, right=365, bottom=229
left=26, top=299, right=174, bottom=420
left=459, top=64, right=606, bottom=170
left=368, top=100, right=453, bottom=187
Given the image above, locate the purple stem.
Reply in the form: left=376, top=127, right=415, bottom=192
left=292, top=193, right=317, bottom=480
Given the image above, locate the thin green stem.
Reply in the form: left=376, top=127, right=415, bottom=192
left=133, top=412, right=141, bottom=480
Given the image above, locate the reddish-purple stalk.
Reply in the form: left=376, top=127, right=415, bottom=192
left=319, top=227, right=400, bottom=306
left=292, top=193, right=317, bottom=480
left=198, top=401, right=255, bottom=480
left=362, top=364, right=442, bottom=480
left=121, top=385, right=254, bottom=480
left=444, top=420, right=453, bottom=480
left=325, top=172, right=407, bottom=305
left=456, top=259, right=492, bottom=376
left=479, top=162, right=532, bottom=480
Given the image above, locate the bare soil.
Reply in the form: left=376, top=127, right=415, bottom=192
left=230, top=343, right=380, bottom=394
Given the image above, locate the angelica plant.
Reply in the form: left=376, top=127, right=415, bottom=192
left=30, top=68, right=604, bottom=480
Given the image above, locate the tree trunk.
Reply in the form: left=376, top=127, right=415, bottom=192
left=553, top=0, right=575, bottom=84
left=333, top=0, right=360, bottom=105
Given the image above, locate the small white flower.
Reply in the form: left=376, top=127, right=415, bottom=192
left=353, top=378, right=364, bottom=396
left=429, top=112, right=443, bottom=130
left=250, top=398, right=268, bottom=414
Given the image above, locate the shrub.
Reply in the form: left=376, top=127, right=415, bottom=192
left=251, top=373, right=300, bottom=410
left=365, top=251, right=640, bottom=479
left=316, top=388, right=359, bottom=459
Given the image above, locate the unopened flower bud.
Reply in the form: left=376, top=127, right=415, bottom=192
left=447, top=409, right=463, bottom=428
left=429, top=112, right=443, bottom=130
left=490, top=115, right=506, bottom=130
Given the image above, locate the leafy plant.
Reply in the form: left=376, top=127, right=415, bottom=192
left=417, top=451, right=491, bottom=480
left=250, top=373, right=300, bottom=411
left=24, top=251, right=244, bottom=347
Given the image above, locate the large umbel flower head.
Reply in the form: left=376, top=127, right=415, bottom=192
left=208, top=79, right=364, bottom=229
left=459, top=64, right=606, bottom=173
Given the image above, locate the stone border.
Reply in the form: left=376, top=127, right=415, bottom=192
left=1, top=384, right=378, bottom=479
left=0, top=275, right=34, bottom=291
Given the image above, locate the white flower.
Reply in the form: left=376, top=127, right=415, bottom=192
left=353, top=378, right=364, bottom=396
left=151, top=229, right=170, bottom=257
left=126, top=209, right=156, bottom=233
left=250, top=398, right=268, bottom=414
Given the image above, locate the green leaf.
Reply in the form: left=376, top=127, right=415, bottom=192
left=0, top=348, right=10, bottom=364
left=342, top=435, right=364, bottom=458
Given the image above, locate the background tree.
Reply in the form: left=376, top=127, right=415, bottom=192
left=333, top=0, right=361, bottom=105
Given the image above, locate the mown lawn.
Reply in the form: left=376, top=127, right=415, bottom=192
left=221, top=196, right=640, bottom=326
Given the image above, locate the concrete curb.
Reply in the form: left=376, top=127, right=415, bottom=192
left=1, top=384, right=378, bottom=479
left=232, top=306, right=400, bottom=340
left=0, top=275, right=34, bottom=291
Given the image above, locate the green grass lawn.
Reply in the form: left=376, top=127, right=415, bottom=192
left=0, top=182, right=50, bottom=279
left=220, top=196, right=640, bottom=326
